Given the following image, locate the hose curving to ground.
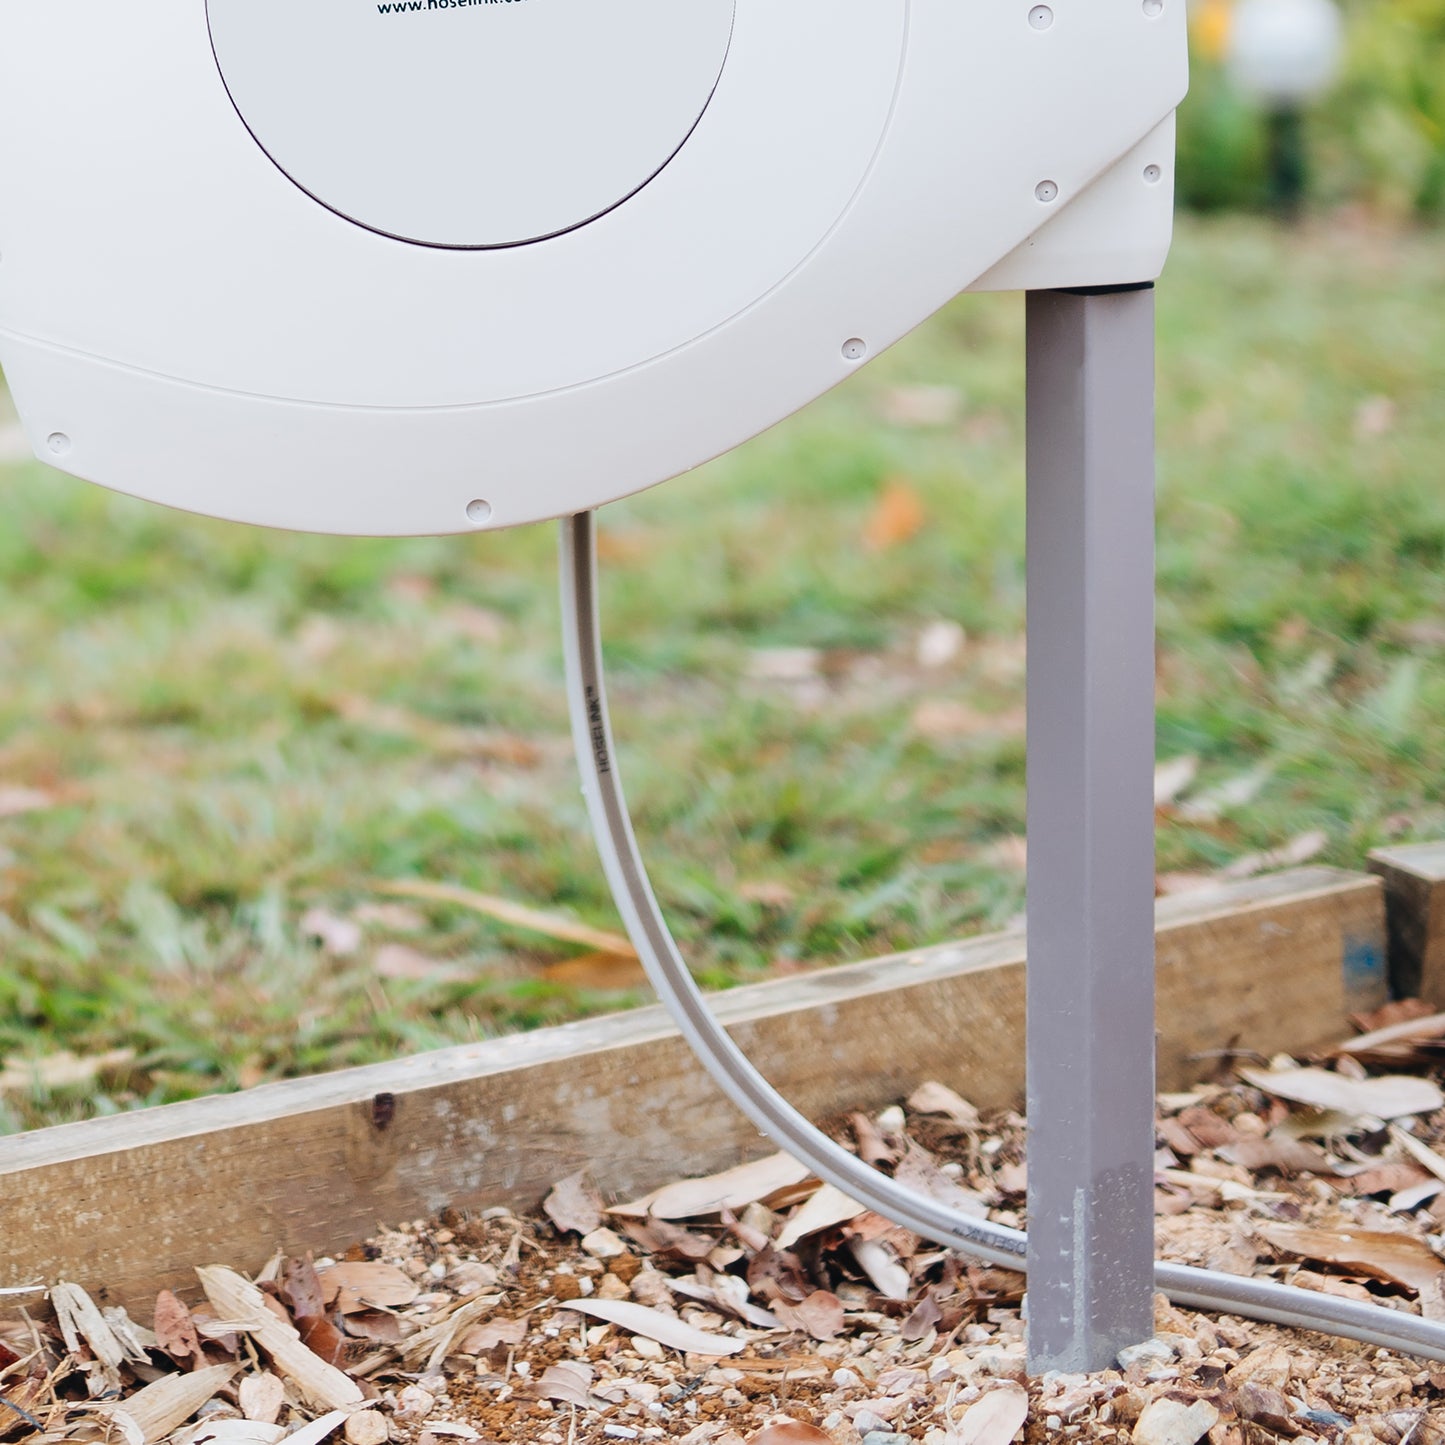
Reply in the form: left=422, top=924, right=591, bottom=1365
left=558, top=509, right=1445, bottom=1364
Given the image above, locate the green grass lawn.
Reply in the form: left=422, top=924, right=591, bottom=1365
left=2, top=214, right=1443, bottom=1132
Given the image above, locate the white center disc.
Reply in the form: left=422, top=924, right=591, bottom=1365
left=207, top=0, right=736, bottom=248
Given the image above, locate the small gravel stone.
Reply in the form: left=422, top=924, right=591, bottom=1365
left=581, top=1228, right=627, bottom=1259
left=1117, top=1337, right=1178, bottom=1371
left=861, top=1434, right=912, bottom=1445
left=1131, top=1395, right=1220, bottom=1445
left=345, top=1413, right=389, bottom=1445
left=395, top=1386, right=435, bottom=1422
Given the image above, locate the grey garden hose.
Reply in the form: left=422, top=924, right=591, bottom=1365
left=559, top=508, right=1445, bottom=1363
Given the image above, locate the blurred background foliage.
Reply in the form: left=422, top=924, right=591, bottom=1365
left=1181, top=0, right=1445, bottom=216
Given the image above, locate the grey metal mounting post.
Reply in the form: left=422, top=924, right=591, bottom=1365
left=1024, top=285, right=1158, bottom=1374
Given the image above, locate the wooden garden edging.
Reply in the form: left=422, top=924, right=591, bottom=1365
left=0, top=865, right=1386, bottom=1306
left=1371, top=842, right=1445, bottom=1006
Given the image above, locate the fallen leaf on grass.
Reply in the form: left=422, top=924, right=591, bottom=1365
left=539, top=952, right=647, bottom=991
left=1354, top=394, right=1398, bottom=440
left=0, top=1048, right=136, bottom=1095
left=1240, top=1066, right=1443, bottom=1120
left=351, top=902, right=427, bottom=932
left=334, top=699, right=540, bottom=767
left=620, top=1153, right=814, bottom=1220
left=881, top=385, right=962, bottom=429
left=910, top=701, right=1025, bottom=741
left=0, top=786, right=54, bottom=818
left=566, top=1299, right=746, bottom=1356
left=300, top=909, right=363, bottom=959
left=950, top=1382, right=1029, bottom=1444
left=544, top=1169, right=604, bottom=1236
left=373, top=945, right=466, bottom=984
left=196, top=1267, right=363, bottom=1410
left=1220, top=829, right=1329, bottom=880
left=980, top=835, right=1027, bottom=873
left=1153, top=755, right=1200, bottom=808
left=864, top=479, right=926, bottom=551
left=1255, top=1222, right=1445, bottom=1294
left=376, top=878, right=636, bottom=958
left=316, top=1261, right=420, bottom=1313
left=1177, top=764, right=1273, bottom=822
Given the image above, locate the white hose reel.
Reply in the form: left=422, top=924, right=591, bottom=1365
left=5, top=0, right=1439, bottom=1373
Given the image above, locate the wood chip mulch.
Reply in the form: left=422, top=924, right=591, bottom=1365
left=9, top=1001, right=1445, bottom=1445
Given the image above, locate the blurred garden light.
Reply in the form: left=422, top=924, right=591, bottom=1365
left=1225, top=0, right=1345, bottom=214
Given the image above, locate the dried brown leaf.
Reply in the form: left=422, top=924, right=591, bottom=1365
left=299, top=909, right=363, bottom=959
left=281, top=1257, right=327, bottom=1321
left=298, top=1315, right=345, bottom=1367
left=108, top=1362, right=238, bottom=1444
left=196, top=1267, right=363, bottom=1410
left=1217, top=1136, right=1336, bottom=1175
left=745, top=1423, right=833, bottom=1445
left=632, top=1153, right=814, bottom=1221
left=539, top=953, right=647, bottom=990
left=950, top=1382, right=1029, bottom=1444
left=0, top=1049, right=136, bottom=1096
left=373, top=944, right=465, bottom=983
left=153, top=1290, right=202, bottom=1367
left=543, top=1170, right=604, bottom=1236
left=770, top=1291, right=844, bottom=1342
left=374, top=878, right=635, bottom=958
left=317, top=1262, right=420, bottom=1314
left=907, top=1082, right=981, bottom=1128
left=745, top=1422, right=833, bottom=1445
left=1255, top=1222, right=1445, bottom=1294
left=567, top=1299, right=745, bottom=1356
left=529, top=1362, right=595, bottom=1408
left=455, top=1318, right=527, bottom=1355
left=774, top=1184, right=866, bottom=1251
left=0, top=786, right=54, bottom=818
left=863, top=479, right=926, bottom=551
left=1240, top=1066, right=1444, bottom=1120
